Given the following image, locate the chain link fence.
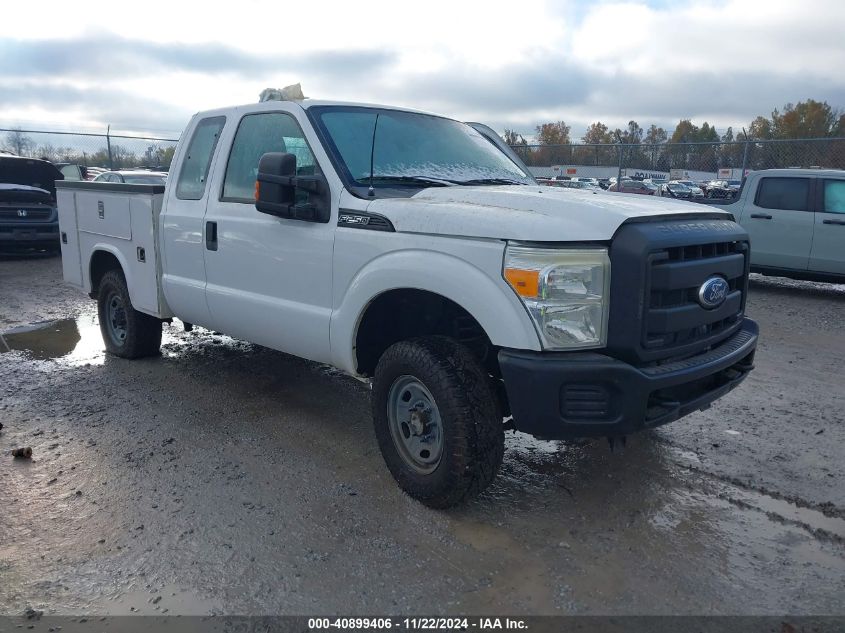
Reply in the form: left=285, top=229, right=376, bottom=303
left=1, top=128, right=180, bottom=171
left=510, top=137, right=845, bottom=180
left=3, top=127, right=843, bottom=181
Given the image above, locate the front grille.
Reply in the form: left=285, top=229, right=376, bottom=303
left=607, top=217, right=751, bottom=365
left=644, top=240, right=748, bottom=356
left=0, top=207, right=52, bottom=221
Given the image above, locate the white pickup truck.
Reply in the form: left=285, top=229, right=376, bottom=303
left=57, top=99, right=758, bottom=507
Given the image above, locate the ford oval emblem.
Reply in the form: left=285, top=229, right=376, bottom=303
left=698, top=276, right=729, bottom=309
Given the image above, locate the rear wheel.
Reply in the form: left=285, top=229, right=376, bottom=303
left=97, top=269, right=161, bottom=359
left=372, top=336, right=504, bottom=508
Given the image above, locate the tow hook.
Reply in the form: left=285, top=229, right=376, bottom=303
left=607, top=435, right=627, bottom=452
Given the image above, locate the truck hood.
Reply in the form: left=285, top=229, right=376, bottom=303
left=0, top=156, right=63, bottom=200
left=367, top=185, right=733, bottom=241
left=0, top=183, right=54, bottom=205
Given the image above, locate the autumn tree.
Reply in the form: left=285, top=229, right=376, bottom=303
left=644, top=125, right=668, bottom=169
left=575, top=122, right=614, bottom=165
left=502, top=129, right=532, bottom=165
left=771, top=100, right=839, bottom=139
left=534, top=121, right=572, bottom=166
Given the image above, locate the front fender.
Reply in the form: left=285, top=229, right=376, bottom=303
left=330, top=249, right=541, bottom=375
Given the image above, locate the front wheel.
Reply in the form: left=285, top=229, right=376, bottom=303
left=372, top=336, right=504, bottom=508
left=97, top=269, right=162, bottom=359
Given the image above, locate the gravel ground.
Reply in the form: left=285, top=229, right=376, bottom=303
left=1, top=254, right=843, bottom=616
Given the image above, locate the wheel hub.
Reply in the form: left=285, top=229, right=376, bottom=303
left=387, top=376, right=444, bottom=475
left=107, top=293, right=128, bottom=343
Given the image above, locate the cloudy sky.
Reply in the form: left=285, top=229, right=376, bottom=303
left=1, top=0, right=843, bottom=140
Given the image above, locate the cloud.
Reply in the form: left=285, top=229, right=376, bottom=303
left=0, top=0, right=843, bottom=138
left=0, top=34, right=394, bottom=81
left=0, top=82, right=192, bottom=135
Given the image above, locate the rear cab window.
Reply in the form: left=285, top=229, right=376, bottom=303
left=754, top=177, right=810, bottom=211
left=822, top=180, right=845, bottom=214
left=176, top=116, right=226, bottom=200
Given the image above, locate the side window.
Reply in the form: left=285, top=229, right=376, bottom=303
left=176, top=116, right=226, bottom=200
left=822, top=180, right=845, bottom=214
left=222, top=112, right=319, bottom=203
left=755, top=177, right=810, bottom=211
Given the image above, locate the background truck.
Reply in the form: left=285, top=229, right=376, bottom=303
left=703, top=168, right=845, bottom=282
left=1, top=154, right=63, bottom=251
left=57, top=99, right=758, bottom=507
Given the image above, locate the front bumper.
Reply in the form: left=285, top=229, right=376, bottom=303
left=0, top=222, right=60, bottom=248
left=499, top=317, right=758, bottom=439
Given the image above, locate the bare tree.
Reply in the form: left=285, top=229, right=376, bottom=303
left=4, top=128, right=34, bottom=156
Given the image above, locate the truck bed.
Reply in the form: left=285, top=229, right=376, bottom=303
left=56, top=181, right=170, bottom=318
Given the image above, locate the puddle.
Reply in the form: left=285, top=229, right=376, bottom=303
left=0, top=314, right=106, bottom=365
left=0, top=314, right=202, bottom=366
left=104, top=583, right=222, bottom=615
left=718, top=485, right=845, bottom=540
left=666, top=445, right=845, bottom=540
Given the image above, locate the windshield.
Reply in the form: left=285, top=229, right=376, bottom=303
left=311, top=106, right=533, bottom=194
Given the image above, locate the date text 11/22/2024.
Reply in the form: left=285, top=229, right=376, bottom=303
left=307, top=617, right=528, bottom=630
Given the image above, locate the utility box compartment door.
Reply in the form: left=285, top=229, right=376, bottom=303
left=56, top=189, right=83, bottom=288
left=77, top=191, right=132, bottom=240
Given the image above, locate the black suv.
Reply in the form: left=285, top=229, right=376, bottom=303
left=0, top=155, right=63, bottom=251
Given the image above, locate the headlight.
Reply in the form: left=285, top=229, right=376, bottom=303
left=503, top=245, right=610, bottom=350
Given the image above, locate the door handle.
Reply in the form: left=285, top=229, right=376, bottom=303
left=750, top=213, right=772, bottom=219
left=205, top=221, right=218, bottom=251
left=822, top=218, right=845, bottom=225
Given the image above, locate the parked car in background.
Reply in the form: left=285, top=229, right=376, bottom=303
left=569, top=180, right=601, bottom=190
left=703, top=180, right=737, bottom=199
left=644, top=177, right=668, bottom=187
left=675, top=180, right=705, bottom=198
left=608, top=179, right=655, bottom=195
left=571, top=177, right=600, bottom=186
left=55, top=163, right=88, bottom=181
left=702, top=168, right=845, bottom=282
left=0, top=155, right=62, bottom=250
left=85, top=167, right=107, bottom=181
left=554, top=180, right=600, bottom=191
left=660, top=181, right=693, bottom=200
left=93, top=170, right=167, bottom=185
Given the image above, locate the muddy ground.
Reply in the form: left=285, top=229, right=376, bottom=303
left=0, top=254, right=843, bottom=616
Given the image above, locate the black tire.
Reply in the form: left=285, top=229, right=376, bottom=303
left=97, top=269, right=162, bottom=359
left=372, top=336, right=504, bottom=508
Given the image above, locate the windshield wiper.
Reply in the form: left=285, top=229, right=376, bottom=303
left=360, top=175, right=456, bottom=187
left=456, top=178, right=528, bottom=186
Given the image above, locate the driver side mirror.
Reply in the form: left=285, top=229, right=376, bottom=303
left=255, top=152, right=330, bottom=223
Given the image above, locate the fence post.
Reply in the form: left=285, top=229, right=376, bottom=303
left=740, top=128, right=749, bottom=177
left=106, top=125, right=114, bottom=170
left=617, top=143, right=624, bottom=187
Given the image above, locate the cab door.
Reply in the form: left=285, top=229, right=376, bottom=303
left=809, top=178, right=845, bottom=275
left=201, top=107, right=336, bottom=365
left=740, top=176, right=814, bottom=270
left=160, top=114, right=227, bottom=326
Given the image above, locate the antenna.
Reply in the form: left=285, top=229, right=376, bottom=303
left=368, top=113, right=380, bottom=197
